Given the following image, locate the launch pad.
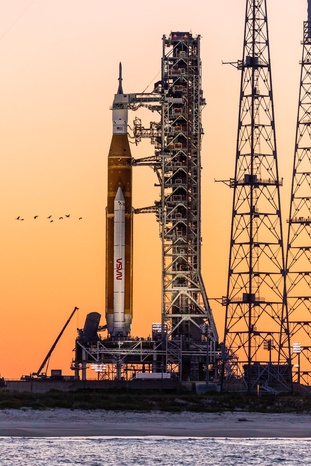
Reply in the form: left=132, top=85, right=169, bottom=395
left=70, top=24, right=295, bottom=391
left=61, top=2, right=311, bottom=392
left=72, top=313, right=221, bottom=383
left=70, top=31, right=222, bottom=385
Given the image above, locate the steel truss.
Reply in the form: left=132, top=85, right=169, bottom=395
left=286, top=17, right=311, bottom=382
left=222, top=0, right=291, bottom=393
left=71, top=32, right=220, bottom=383
left=156, top=32, right=218, bottom=381
left=72, top=336, right=221, bottom=382
left=122, top=32, right=219, bottom=382
left=75, top=32, right=220, bottom=383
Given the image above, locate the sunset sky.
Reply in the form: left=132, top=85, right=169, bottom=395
left=0, top=0, right=306, bottom=379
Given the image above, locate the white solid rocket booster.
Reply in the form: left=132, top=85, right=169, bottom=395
left=113, top=186, right=126, bottom=333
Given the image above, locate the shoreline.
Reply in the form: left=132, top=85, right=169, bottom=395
left=1, top=409, right=311, bottom=438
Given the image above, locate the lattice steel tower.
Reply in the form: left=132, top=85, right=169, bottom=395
left=159, top=32, right=218, bottom=380
left=286, top=1, right=311, bottom=385
left=132, top=32, right=219, bottom=381
left=222, top=0, right=291, bottom=392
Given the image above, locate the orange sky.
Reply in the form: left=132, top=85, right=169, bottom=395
left=0, top=0, right=306, bottom=379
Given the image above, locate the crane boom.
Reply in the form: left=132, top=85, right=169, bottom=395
left=34, top=306, right=79, bottom=377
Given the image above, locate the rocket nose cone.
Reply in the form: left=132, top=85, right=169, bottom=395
left=115, top=187, right=125, bottom=202
left=117, top=62, right=123, bottom=94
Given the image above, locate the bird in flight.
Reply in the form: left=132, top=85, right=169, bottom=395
left=15, top=213, right=84, bottom=222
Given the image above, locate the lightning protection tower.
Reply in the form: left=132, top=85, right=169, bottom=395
left=222, top=0, right=292, bottom=393
left=286, top=1, right=311, bottom=385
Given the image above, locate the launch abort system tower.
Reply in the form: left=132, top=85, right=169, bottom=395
left=286, top=1, right=311, bottom=385
left=221, top=0, right=292, bottom=392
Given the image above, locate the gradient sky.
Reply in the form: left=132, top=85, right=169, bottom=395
left=0, top=0, right=306, bottom=379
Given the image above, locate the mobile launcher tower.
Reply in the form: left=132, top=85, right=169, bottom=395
left=73, top=32, right=221, bottom=383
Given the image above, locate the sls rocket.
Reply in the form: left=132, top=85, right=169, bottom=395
left=105, top=63, right=133, bottom=337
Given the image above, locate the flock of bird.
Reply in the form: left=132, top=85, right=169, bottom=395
left=15, top=214, right=83, bottom=222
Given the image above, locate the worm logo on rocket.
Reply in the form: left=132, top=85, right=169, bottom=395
left=115, top=258, right=123, bottom=280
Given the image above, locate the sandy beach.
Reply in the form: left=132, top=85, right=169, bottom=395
left=0, top=409, right=310, bottom=438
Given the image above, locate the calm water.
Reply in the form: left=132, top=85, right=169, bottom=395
left=2, top=437, right=311, bottom=465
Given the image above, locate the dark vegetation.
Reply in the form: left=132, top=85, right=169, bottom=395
left=1, top=389, right=311, bottom=413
